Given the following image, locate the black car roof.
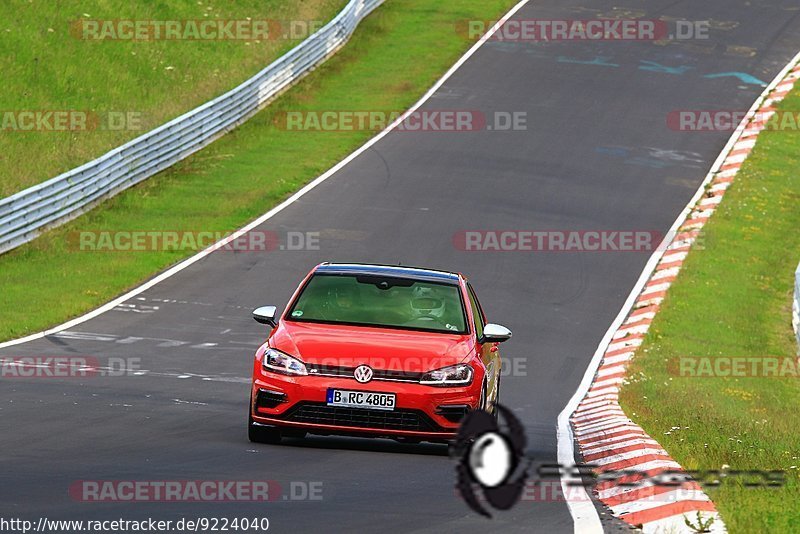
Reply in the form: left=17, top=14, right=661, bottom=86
left=315, top=263, right=461, bottom=285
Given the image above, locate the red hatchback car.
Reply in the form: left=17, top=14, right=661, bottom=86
left=247, top=263, right=512, bottom=444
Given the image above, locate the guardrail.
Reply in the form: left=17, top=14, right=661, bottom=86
left=794, top=262, right=800, bottom=355
left=0, top=0, right=384, bottom=255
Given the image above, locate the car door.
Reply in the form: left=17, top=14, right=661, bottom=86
left=467, top=283, right=500, bottom=408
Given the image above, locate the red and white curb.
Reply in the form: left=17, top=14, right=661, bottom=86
left=569, top=58, right=800, bottom=533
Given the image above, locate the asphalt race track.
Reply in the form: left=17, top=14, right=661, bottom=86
left=3, top=1, right=800, bottom=532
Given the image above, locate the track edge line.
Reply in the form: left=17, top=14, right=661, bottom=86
left=0, top=0, right=532, bottom=350
left=558, top=49, right=800, bottom=534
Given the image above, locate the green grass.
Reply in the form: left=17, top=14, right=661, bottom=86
left=0, top=0, right=519, bottom=341
left=0, top=0, right=347, bottom=196
left=620, top=89, right=800, bottom=531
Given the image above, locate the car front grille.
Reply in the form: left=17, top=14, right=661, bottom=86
left=280, top=402, right=443, bottom=432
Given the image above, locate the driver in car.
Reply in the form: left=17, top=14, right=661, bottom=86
left=408, top=286, right=459, bottom=331
left=325, top=284, right=365, bottom=322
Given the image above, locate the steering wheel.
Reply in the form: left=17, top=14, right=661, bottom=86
left=405, top=313, right=449, bottom=328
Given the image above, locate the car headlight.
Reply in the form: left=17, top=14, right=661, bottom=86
left=420, top=364, right=473, bottom=386
left=263, top=348, right=308, bottom=376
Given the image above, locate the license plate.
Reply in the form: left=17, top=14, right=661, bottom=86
left=326, top=389, right=396, bottom=411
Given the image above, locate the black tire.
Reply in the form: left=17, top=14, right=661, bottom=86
left=282, top=429, right=307, bottom=440
left=492, top=376, right=501, bottom=421
left=248, top=414, right=282, bottom=444
left=247, top=395, right=282, bottom=444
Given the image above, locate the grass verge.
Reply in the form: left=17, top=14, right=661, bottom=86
left=0, top=0, right=519, bottom=341
left=620, top=87, right=800, bottom=532
left=0, top=0, right=347, bottom=196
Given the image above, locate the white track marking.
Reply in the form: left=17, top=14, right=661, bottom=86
left=558, top=49, right=800, bottom=533
left=0, top=0, right=532, bottom=351
left=9, top=3, right=791, bottom=532
left=172, top=399, right=210, bottom=406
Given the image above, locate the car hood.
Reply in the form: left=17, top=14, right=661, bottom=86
left=268, top=321, right=474, bottom=372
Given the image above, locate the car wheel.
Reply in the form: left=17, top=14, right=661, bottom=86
left=283, top=429, right=307, bottom=439
left=248, top=396, right=282, bottom=444
left=479, top=380, right=488, bottom=411
left=248, top=414, right=282, bottom=444
left=492, top=376, right=501, bottom=421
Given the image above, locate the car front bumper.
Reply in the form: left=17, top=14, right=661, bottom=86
left=250, top=373, right=481, bottom=441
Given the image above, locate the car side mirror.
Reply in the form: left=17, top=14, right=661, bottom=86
left=252, top=306, right=278, bottom=327
left=483, top=323, right=512, bottom=343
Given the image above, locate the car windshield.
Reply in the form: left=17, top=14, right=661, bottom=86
left=287, top=273, right=468, bottom=334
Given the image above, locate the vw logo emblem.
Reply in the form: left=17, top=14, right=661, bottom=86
left=354, top=365, right=373, bottom=384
